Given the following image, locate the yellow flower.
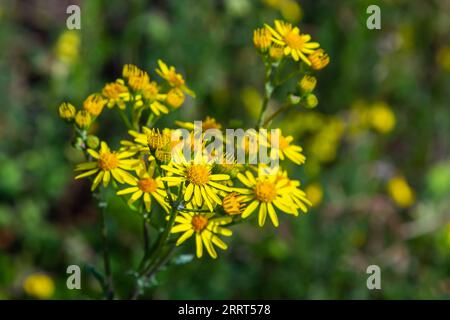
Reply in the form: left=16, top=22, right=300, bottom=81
left=120, top=128, right=153, bottom=153
left=55, top=30, right=80, bottom=65
left=75, top=141, right=138, bottom=191
left=142, top=81, right=166, bottom=102
left=274, top=169, right=311, bottom=212
left=171, top=212, right=232, bottom=259
left=175, top=116, right=222, bottom=131
left=123, top=64, right=150, bottom=91
left=436, top=46, right=450, bottom=73
left=269, top=129, right=306, bottom=165
left=305, top=182, right=323, bottom=207
left=253, top=27, right=272, bottom=51
left=102, top=79, right=130, bottom=110
left=23, top=273, right=54, bottom=299
left=149, top=100, right=169, bottom=116
left=117, top=162, right=170, bottom=212
left=74, top=110, right=92, bottom=129
left=161, top=156, right=232, bottom=211
left=269, top=44, right=284, bottom=60
left=83, top=94, right=106, bottom=116
left=265, top=20, right=320, bottom=64
left=387, top=175, right=415, bottom=208
left=235, top=170, right=300, bottom=227
left=369, top=102, right=396, bottom=134
left=156, top=59, right=195, bottom=97
left=58, top=102, right=76, bottom=121
left=166, top=87, right=185, bottom=108
left=147, top=128, right=172, bottom=150
left=222, top=192, right=246, bottom=215
left=298, top=75, right=316, bottom=93
left=308, top=49, right=330, bottom=70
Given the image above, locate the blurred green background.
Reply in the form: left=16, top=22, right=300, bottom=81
left=1, top=0, right=450, bottom=299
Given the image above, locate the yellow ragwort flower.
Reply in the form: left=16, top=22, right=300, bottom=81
left=58, top=102, right=76, bottom=121
left=269, top=129, right=306, bottom=165
left=75, top=141, right=138, bottom=191
left=265, top=20, right=320, bottom=64
left=253, top=27, right=272, bottom=51
left=123, top=64, right=150, bottom=91
left=83, top=93, right=107, bottom=116
left=308, top=49, right=330, bottom=70
left=102, top=79, right=130, bottom=110
left=299, top=75, right=317, bottom=93
left=235, top=170, right=301, bottom=227
left=171, top=212, right=232, bottom=259
left=166, top=87, right=185, bottom=108
left=156, top=59, right=195, bottom=97
left=74, top=110, right=92, bottom=129
left=161, top=155, right=232, bottom=211
left=222, top=192, right=246, bottom=215
left=117, top=162, right=170, bottom=212
left=175, top=116, right=222, bottom=131
left=369, top=102, right=396, bottom=134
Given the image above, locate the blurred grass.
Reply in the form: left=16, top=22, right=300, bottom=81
left=0, top=0, right=449, bottom=299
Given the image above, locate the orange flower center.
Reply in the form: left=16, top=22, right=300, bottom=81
left=98, top=152, right=119, bottom=171
left=187, top=164, right=210, bottom=185
left=279, top=135, right=289, bottom=149
left=255, top=180, right=277, bottom=203
left=138, top=178, right=157, bottom=193
left=284, top=31, right=305, bottom=50
left=191, top=215, right=208, bottom=232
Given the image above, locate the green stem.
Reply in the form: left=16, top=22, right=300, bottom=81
left=256, top=59, right=274, bottom=129
left=262, top=103, right=293, bottom=127
left=119, top=109, right=133, bottom=130
left=98, top=190, right=114, bottom=300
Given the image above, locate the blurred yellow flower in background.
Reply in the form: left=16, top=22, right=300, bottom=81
left=253, top=27, right=272, bottom=51
left=54, top=30, right=80, bottom=65
left=262, top=0, right=302, bottom=23
left=23, top=273, right=55, bottom=299
left=436, top=46, right=450, bottom=73
left=387, top=175, right=416, bottom=208
left=369, top=102, right=396, bottom=134
left=305, top=182, right=323, bottom=207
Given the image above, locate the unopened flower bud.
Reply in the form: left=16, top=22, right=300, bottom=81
left=58, top=102, right=76, bottom=122
left=305, top=93, right=318, bottom=109
left=299, top=75, right=317, bottom=93
left=75, top=110, right=92, bottom=129
left=86, top=135, right=100, bottom=149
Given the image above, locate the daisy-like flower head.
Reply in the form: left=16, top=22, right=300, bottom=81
left=308, top=49, right=330, bottom=70
left=117, top=162, right=170, bottom=212
left=235, top=169, right=300, bottom=227
left=171, top=212, right=232, bottom=259
left=269, top=129, right=306, bottom=165
left=253, top=27, right=272, bottom=51
left=83, top=93, right=107, bottom=117
left=161, top=155, right=232, bottom=212
left=265, top=20, right=320, bottom=64
left=166, top=88, right=185, bottom=108
left=75, top=141, right=139, bottom=191
left=122, top=64, right=150, bottom=91
left=156, top=59, right=195, bottom=97
left=102, top=79, right=130, bottom=110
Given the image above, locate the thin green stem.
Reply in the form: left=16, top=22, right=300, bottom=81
left=262, top=103, right=293, bottom=127
left=98, top=190, right=114, bottom=300
left=118, top=109, right=133, bottom=130
left=256, top=60, right=274, bottom=129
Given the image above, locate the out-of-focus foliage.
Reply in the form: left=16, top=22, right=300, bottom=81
left=0, top=0, right=449, bottom=299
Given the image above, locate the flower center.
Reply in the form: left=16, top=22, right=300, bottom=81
left=191, top=215, right=208, bottom=232
left=138, top=178, right=157, bottom=193
left=284, top=31, right=304, bottom=50
left=255, top=180, right=277, bottom=202
left=279, top=135, right=289, bottom=149
left=187, top=164, right=210, bottom=185
left=98, top=152, right=119, bottom=171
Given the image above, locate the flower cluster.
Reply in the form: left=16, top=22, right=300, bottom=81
left=59, top=20, right=328, bottom=298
